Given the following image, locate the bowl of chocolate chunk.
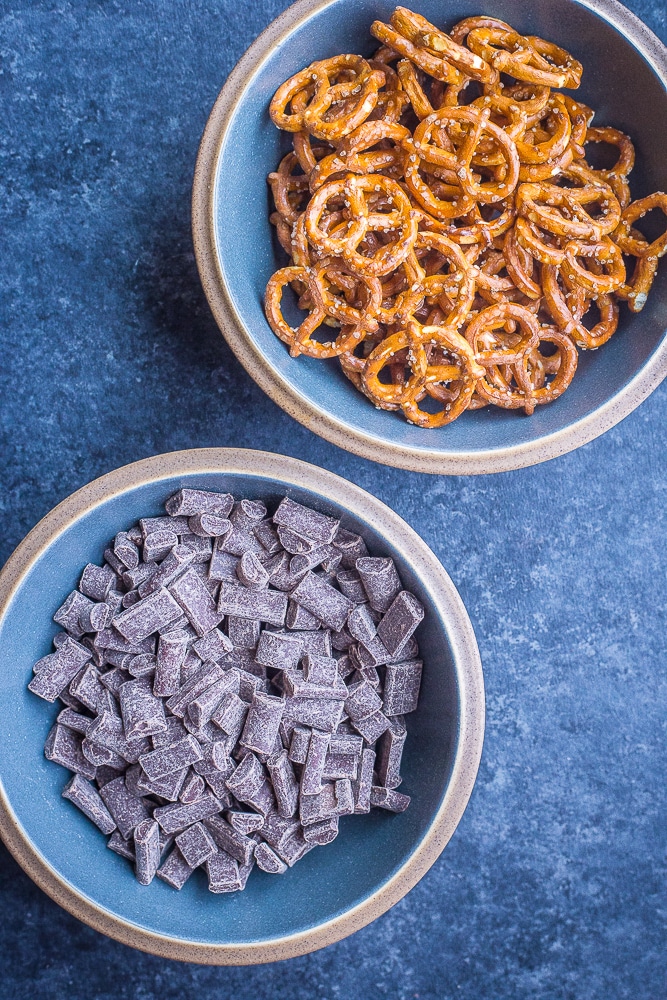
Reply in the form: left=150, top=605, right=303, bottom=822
left=0, top=448, right=483, bottom=963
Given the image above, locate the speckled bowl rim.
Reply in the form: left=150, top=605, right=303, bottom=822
left=0, top=448, right=484, bottom=965
left=192, top=0, right=667, bottom=476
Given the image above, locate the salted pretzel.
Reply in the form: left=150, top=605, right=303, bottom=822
left=264, top=7, right=665, bottom=429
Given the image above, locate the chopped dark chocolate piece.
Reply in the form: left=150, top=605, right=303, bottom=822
left=370, top=786, right=411, bottom=812
left=285, top=600, right=321, bottom=630
left=187, top=513, right=232, bottom=538
left=80, top=563, right=116, bottom=602
left=211, top=693, right=248, bottom=743
left=345, top=680, right=383, bottom=723
left=99, top=776, right=151, bottom=838
left=283, top=697, right=343, bottom=733
left=134, top=818, right=161, bottom=884
left=192, top=627, right=233, bottom=662
left=153, top=791, right=224, bottom=835
left=267, top=750, right=299, bottom=818
left=119, top=677, right=167, bottom=741
left=113, top=588, right=182, bottom=643
left=376, top=720, right=407, bottom=789
left=206, top=850, right=241, bottom=893
left=69, top=663, right=106, bottom=712
left=382, top=660, right=423, bottom=716
left=178, top=534, right=213, bottom=563
left=273, top=497, right=339, bottom=544
left=114, top=532, right=139, bottom=571
left=62, top=773, right=116, bottom=834
left=276, top=526, right=317, bottom=555
left=204, top=814, right=254, bottom=865
left=137, top=545, right=197, bottom=599
left=44, top=723, right=97, bottom=779
left=108, top=830, right=136, bottom=861
left=168, top=568, right=223, bottom=637
left=227, top=615, right=261, bottom=650
left=300, top=782, right=338, bottom=826
left=138, top=767, right=189, bottom=802
left=376, top=591, right=424, bottom=656
left=282, top=669, right=346, bottom=701
left=175, top=821, right=217, bottom=867
left=217, top=582, right=287, bottom=627
left=302, top=653, right=338, bottom=686
left=240, top=692, right=285, bottom=756
left=188, top=671, right=239, bottom=729
left=140, top=515, right=189, bottom=539
left=333, top=528, right=369, bottom=569
left=225, top=753, right=275, bottom=816
left=29, top=638, right=91, bottom=702
left=301, top=729, right=329, bottom=796
left=228, top=811, right=264, bottom=835
left=143, top=529, right=178, bottom=563
left=157, top=847, right=194, bottom=889
left=165, top=661, right=224, bottom=718
left=354, top=710, right=391, bottom=743
left=166, top=489, right=234, bottom=518
left=57, top=707, right=93, bottom=735
left=347, top=604, right=377, bottom=645
left=254, top=841, right=288, bottom=874
left=335, top=569, right=368, bottom=603
left=128, top=652, right=157, bottom=678
left=335, top=778, right=355, bottom=815
left=290, top=572, right=354, bottom=632
left=236, top=551, right=270, bottom=590
left=356, top=557, right=402, bottom=613
left=53, top=590, right=94, bottom=639
left=140, top=735, right=202, bottom=781
left=303, top=817, right=339, bottom=845
left=253, top=520, right=282, bottom=555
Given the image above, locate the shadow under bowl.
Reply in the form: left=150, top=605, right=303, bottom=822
left=193, top=0, right=667, bottom=475
left=0, top=449, right=483, bottom=964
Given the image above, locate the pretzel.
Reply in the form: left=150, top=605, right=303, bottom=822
left=614, top=193, right=667, bottom=259
left=264, top=8, right=665, bottom=429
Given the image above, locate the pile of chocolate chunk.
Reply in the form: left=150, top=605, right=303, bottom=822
left=29, top=490, right=424, bottom=892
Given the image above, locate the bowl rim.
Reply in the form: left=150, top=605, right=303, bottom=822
left=192, top=0, right=667, bottom=476
left=0, top=447, right=484, bottom=965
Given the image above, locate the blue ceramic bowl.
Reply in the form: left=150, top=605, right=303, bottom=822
left=0, top=450, right=483, bottom=964
left=193, top=0, right=667, bottom=475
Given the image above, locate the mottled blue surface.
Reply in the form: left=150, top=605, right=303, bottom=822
left=0, top=1, right=666, bottom=998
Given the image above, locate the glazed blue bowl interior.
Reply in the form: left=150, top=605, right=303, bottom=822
left=214, top=0, right=667, bottom=459
left=0, top=474, right=460, bottom=946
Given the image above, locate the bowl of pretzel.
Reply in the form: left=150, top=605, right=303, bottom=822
left=193, top=0, right=667, bottom=474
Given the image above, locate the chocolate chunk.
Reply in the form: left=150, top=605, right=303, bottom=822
left=69, top=663, right=105, bottom=711
left=333, top=528, right=368, bottom=569
left=128, top=652, right=157, bottom=678
left=208, top=543, right=239, bottom=583
left=151, top=715, right=188, bottom=750
left=303, top=817, right=339, bottom=845
left=376, top=591, right=424, bottom=656
left=335, top=778, right=355, bottom=815
left=88, top=710, right=151, bottom=764
left=175, top=821, right=217, bottom=867
left=53, top=590, right=94, bottom=639
left=119, top=677, right=167, bottom=741
left=168, top=568, right=223, bottom=637
left=288, top=725, right=311, bottom=764
left=226, top=753, right=275, bottom=816
left=57, top=707, right=93, bottom=736
left=99, top=776, right=151, bottom=838
left=376, top=720, right=407, bottom=789
left=114, top=588, right=182, bottom=643
left=300, top=782, right=338, bottom=826
left=157, top=847, right=194, bottom=889
left=80, top=563, right=116, bottom=602
left=228, top=811, right=264, bottom=835
left=104, top=547, right=127, bottom=578
left=229, top=499, right=267, bottom=530
left=217, top=582, right=287, bottom=627
left=282, top=669, right=346, bottom=701
left=300, top=630, right=332, bottom=657
left=236, top=551, right=269, bottom=590
left=143, top=529, right=178, bottom=563
left=80, top=602, right=111, bottom=634
left=255, top=630, right=302, bottom=670
left=211, top=693, right=248, bottom=743
left=206, top=851, right=241, bottom=893
left=134, top=818, right=161, bottom=884
left=204, top=815, right=254, bottom=865
left=370, top=786, right=411, bottom=812
left=137, top=767, right=189, bottom=802
left=29, top=638, right=91, bottom=702
left=108, top=830, right=136, bottom=861
left=356, top=557, right=402, bottom=613
left=137, top=545, right=197, bottom=599
left=114, top=532, right=139, bottom=571
left=323, top=734, right=363, bottom=781
left=254, top=841, right=287, bottom=874
left=179, top=771, right=206, bottom=804
left=140, top=735, right=202, bottom=780
left=153, top=791, right=224, bottom=835
left=275, top=526, right=317, bottom=555
left=165, top=489, right=234, bottom=518
left=188, top=671, right=239, bottom=729
left=253, top=520, right=282, bottom=555
left=187, top=514, right=232, bottom=538
left=166, top=661, right=224, bottom=719
left=283, top=697, right=343, bottom=733
left=289, top=545, right=336, bottom=576
left=302, top=653, right=338, bottom=686
left=301, top=729, right=329, bottom=796
left=178, top=534, right=213, bottom=563
left=82, top=738, right=125, bottom=770
left=286, top=600, right=321, bottom=630
left=227, top=616, right=261, bottom=649
left=290, top=573, right=354, bottom=632
left=192, top=628, right=233, bottom=662
left=140, top=515, right=190, bottom=539
left=382, top=660, right=423, bottom=715
left=273, top=497, right=340, bottom=544
left=345, top=680, right=383, bottom=723
left=240, top=692, right=285, bottom=756
left=260, top=811, right=301, bottom=851
left=267, top=750, right=299, bottom=818
left=62, top=774, right=116, bottom=834
left=44, top=723, right=97, bottom=779
left=347, top=604, right=377, bottom=645
left=354, top=710, right=391, bottom=744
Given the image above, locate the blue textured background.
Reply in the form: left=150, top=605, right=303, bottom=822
left=1, top=1, right=666, bottom=997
